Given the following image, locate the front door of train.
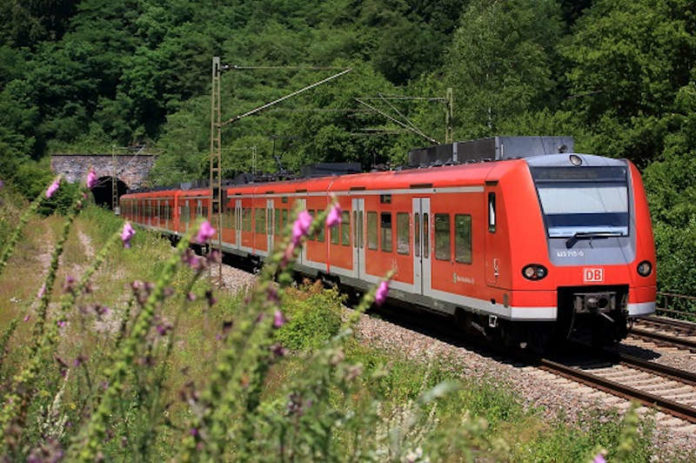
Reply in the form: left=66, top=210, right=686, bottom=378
left=234, top=199, right=242, bottom=250
left=352, top=198, right=365, bottom=279
left=413, top=198, right=431, bottom=295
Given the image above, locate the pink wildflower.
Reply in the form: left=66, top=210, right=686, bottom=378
left=46, top=179, right=60, bottom=198
left=57, top=320, right=66, bottom=328
left=291, top=211, right=313, bottom=246
left=375, top=280, right=389, bottom=306
left=273, top=310, right=286, bottom=328
left=194, top=220, right=216, bottom=244
left=121, top=222, right=135, bottom=248
left=23, top=314, right=30, bottom=322
left=86, top=168, right=98, bottom=189
left=37, top=283, right=46, bottom=299
left=326, top=203, right=342, bottom=228
left=593, top=455, right=606, bottom=463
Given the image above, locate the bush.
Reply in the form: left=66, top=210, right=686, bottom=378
left=276, top=280, right=343, bottom=350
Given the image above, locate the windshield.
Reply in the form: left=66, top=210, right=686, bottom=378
left=530, top=166, right=629, bottom=238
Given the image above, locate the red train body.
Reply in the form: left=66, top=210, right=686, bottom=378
left=121, top=152, right=656, bottom=346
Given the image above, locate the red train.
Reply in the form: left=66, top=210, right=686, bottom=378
left=120, top=138, right=656, bottom=348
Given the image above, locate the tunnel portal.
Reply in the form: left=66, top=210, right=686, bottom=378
left=91, top=176, right=128, bottom=210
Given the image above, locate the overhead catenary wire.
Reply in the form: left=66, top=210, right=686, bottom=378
left=354, top=97, right=439, bottom=144
left=220, top=68, right=353, bottom=126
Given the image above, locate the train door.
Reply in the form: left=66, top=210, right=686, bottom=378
left=412, top=198, right=431, bottom=295
left=485, top=183, right=503, bottom=288
left=266, top=199, right=274, bottom=252
left=352, top=198, right=365, bottom=279
left=296, top=199, right=307, bottom=265
left=234, top=199, right=242, bottom=249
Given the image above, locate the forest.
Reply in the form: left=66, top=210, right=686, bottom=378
left=1, top=0, right=695, bottom=293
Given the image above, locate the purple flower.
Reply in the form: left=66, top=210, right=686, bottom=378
left=156, top=322, right=173, bottom=337
left=63, top=275, right=76, bottom=293
left=375, top=280, right=389, bottom=306
left=23, top=314, right=30, bottom=322
left=194, top=220, right=216, bottom=244
left=271, top=343, right=288, bottom=357
left=273, top=310, right=286, bottom=328
left=86, top=168, right=98, bottom=189
left=593, top=454, right=606, bottom=463
left=326, top=203, right=342, bottom=228
left=46, top=179, right=60, bottom=199
left=186, top=292, right=196, bottom=301
left=57, top=320, right=66, bottom=328
left=121, top=222, right=135, bottom=248
left=291, top=211, right=313, bottom=246
left=182, top=249, right=203, bottom=270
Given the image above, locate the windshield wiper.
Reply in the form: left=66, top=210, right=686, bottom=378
left=565, top=231, right=624, bottom=249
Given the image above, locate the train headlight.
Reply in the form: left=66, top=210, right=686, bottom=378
left=637, top=260, right=652, bottom=277
left=522, top=264, right=548, bottom=281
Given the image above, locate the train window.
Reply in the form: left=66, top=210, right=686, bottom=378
left=255, top=208, right=266, bottom=234
left=317, top=220, right=325, bottom=242
left=435, top=214, right=450, bottom=261
left=381, top=212, right=392, bottom=252
left=275, top=209, right=281, bottom=233
left=397, top=213, right=409, bottom=255
left=367, top=212, right=378, bottom=250
left=358, top=210, right=363, bottom=248
left=353, top=211, right=358, bottom=248
left=202, top=206, right=208, bottom=219
left=414, top=213, right=420, bottom=257
left=423, top=213, right=429, bottom=258
left=341, top=211, right=350, bottom=246
left=243, top=208, right=252, bottom=232
left=307, top=210, right=315, bottom=241
left=488, top=193, right=496, bottom=233
left=331, top=220, right=340, bottom=244
left=455, top=214, right=472, bottom=264
left=380, top=194, right=391, bottom=204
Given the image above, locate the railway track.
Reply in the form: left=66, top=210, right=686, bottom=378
left=629, top=316, right=696, bottom=352
left=367, top=304, right=696, bottom=428
left=538, top=347, right=696, bottom=425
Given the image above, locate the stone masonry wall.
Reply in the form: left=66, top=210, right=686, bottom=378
left=50, top=154, right=156, bottom=190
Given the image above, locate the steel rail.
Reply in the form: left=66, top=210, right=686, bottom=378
left=537, top=357, right=696, bottom=424
left=629, top=327, right=696, bottom=351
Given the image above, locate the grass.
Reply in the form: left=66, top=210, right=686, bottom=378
left=0, top=185, right=687, bottom=461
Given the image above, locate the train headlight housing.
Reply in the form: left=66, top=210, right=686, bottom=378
left=522, top=264, right=548, bottom=281
left=637, top=260, right=652, bottom=277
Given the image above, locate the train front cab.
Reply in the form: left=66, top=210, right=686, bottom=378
left=501, top=154, right=657, bottom=345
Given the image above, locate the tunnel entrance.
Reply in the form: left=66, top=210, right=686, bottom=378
left=92, top=176, right=128, bottom=210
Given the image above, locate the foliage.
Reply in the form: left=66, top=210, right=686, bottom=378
left=0, top=183, right=660, bottom=461
left=275, top=280, right=343, bottom=350
left=1, top=0, right=696, bottom=290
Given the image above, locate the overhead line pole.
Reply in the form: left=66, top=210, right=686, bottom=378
left=209, top=58, right=352, bottom=286
left=210, top=57, right=223, bottom=283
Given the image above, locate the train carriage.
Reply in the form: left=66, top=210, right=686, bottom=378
left=121, top=137, right=657, bottom=347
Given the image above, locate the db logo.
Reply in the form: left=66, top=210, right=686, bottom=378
left=583, top=268, right=604, bottom=283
